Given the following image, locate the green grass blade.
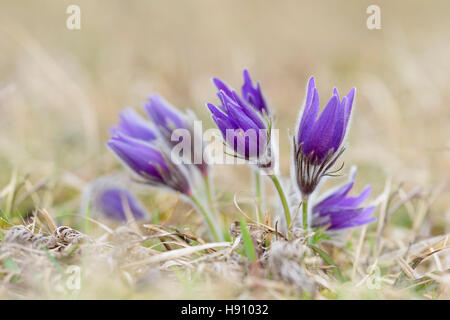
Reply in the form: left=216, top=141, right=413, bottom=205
left=239, top=217, right=257, bottom=263
left=310, top=244, right=345, bottom=283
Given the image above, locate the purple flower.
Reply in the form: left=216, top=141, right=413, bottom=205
left=311, top=167, right=375, bottom=230
left=110, top=108, right=157, bottom=142
left=95, top=188, right=148, bottom=222
left=213, top=69, right=269, bottom=116
left=207, top=70, right=273, bottom=167
left=107, top=134, right=191, bottom=195
left=144, top=94, right=189, bottom=136
left=293, top=77, right=355, bottom=195
left=144, top=94, right=208, bottom=176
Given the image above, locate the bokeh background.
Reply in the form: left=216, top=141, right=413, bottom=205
left=0, top=0, right=449, bottom=235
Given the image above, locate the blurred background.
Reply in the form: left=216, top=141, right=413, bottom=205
left=0, top=0, right=449, bottom=235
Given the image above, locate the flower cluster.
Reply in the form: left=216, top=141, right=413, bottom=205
left=207, top=71, right=375, bottom=232
left=107, top=95, right=222, bottom=241
left=107, top=95, right=210, bottom=195
left=105, top=68, right=376, bottom=240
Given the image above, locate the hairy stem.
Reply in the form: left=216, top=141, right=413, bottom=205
left=254, top=170, right=264, bottom=222
left=268, top=174, right=291, bottom=228
left=190, top=194, right=222, bottom=242
left=302, top=196, right=309, bottom=232
left=203, top=174, right=226, bottom=239
left=203, top=174, right=218, bottom=216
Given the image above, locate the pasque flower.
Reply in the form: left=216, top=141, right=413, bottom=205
left=294, top=76, right=355, bottom=195
left=207, top=69, right=293, bottom=228
left=207, top=69, right=273, bottom=168
left=213, top=69, right=269, bottom=117
left=108, top=128, right=222, bottom=242
left=94, top=188, right=148, bottom=222
left=110, top=108, right=157, bottom=142
left=81, top=175, right=148, bottom=222
left=144, top=94, right=189, bottom=138
left=311, top=167, right=375, bottom=230
left=107, top=134, right=191, bottom=195
left=144, top=94, right=208, bottom=176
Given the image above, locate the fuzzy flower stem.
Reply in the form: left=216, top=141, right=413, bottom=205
left=203, top=174, right=215, bottom=212
left=190, top=194, right=222, bottom=242
left=203, top=174, right=222, bottom=229
left=254, top=170, right=264, bottom=222
left=268, top=174, right=291, bottom=229
left=302, top=195, right=310, bottom=243
left=302, top=196, right=309, bottom=231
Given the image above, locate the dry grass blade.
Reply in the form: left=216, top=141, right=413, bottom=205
left=379, top=233, right=450, bottom=263
left=393, top=235, right=450, bottom=288
left=36, top=209, right=57, bottom=233
left=352, top=225, right=368, bottom=280
left=121, top=242, right=231, bottom=268
left=410, top=235, right=450, bottom=267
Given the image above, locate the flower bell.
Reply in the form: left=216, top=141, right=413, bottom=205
left=110, top=108, right=157, bottom=142
left=95, top=187, right=148, bottom=222
left=107, top=134, right=191, bottom=195
left=311, top=167, right=375, bottom=230
left=293, top=77, right=355, bottom=195
left=144, top=94, right=209, bottom=176
left=213, top=69, right=269, bottom=117
left=207, top=70, right=273, bottom=169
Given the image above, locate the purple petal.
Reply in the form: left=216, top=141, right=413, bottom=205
left=222, top=93, right=261, bottom=132
left=207, top=102, right=228, bottom=121
left=241, top=69, right=268, bottom=114
left=343, top=88, right=355, bottom=128
left=212, top=78, right=234, bottom=100
left=98, top=188, right=148, bottom=221
left=144, top=94, right=186, bottom=132
left=107, top=135, right=167, bottom=180
left=311, top=167, right=376, bottom=231
left=335, top=185, right=372, bottom=208
left=111, top=108, right=157, bottom=141
left=329, top=97, right=346, bottom=152
left=297, top=77, right=319, bottom=144
left=313, top=169, right=357, bottom=211
left=298, top=99, right=320, bottom=148
left=230, top=90, right=266, bottom=130
left=302, top=95, right=340, bottom=161
left=333, top=87, right=340, bottom=101
left=328, top=206, right=376, bottom=230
